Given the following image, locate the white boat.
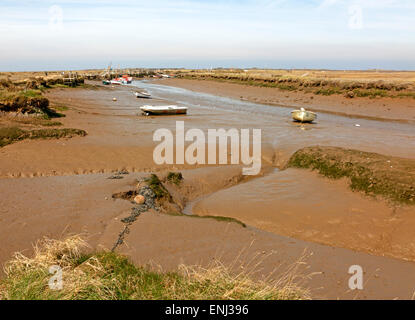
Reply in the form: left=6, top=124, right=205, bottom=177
left=135, top=91, right=151, bottom=99
left=140, top=105, right=187, bottom=116
left=110, top=79, right=123, bottom=85
left=291, top=108, right=317, bottom=123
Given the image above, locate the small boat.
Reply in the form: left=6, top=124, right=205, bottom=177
left=110, top=76, right=131, bottom=85
left=102, top=80, right=111, bottom=85
left=140, top=105, right=187, bottom=116
left=291, top=108, right=317, bottom=123
left=135, top=91, right=151, bottom=99
left=122, top=75, right=133, bottom=84
left=110, top=79, right=123, bottom=85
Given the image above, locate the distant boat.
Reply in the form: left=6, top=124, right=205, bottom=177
left=291, top=108, right=317, bottom=123
left=102, top=80, right=111, bottom=85
left=110, top=79, right=123, bottom=85
left=110, top=76, right=132, bottom=85
left=135, top=91, right=151, bottom=99
left=122, top=75, right=133, bottom=84
left=140, top=105, right=187, bottom=116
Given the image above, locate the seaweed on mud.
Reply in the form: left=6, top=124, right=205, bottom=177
left=108, top=175, right=124, bottom=180
left=111, top=185, right=159, bottom=251
left=167, top=172, right=183, bottom=185
left=145, top=174, right=172, bottom=200
left=169, top=212, right=247, bottom=228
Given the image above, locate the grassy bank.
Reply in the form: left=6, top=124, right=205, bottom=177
left=173, top=69, right=415, bottom=99
left=0, top=79, right=89, bottom=147
left=0, top=127, right=87, bottom=147
left=0, top=236, right=308, bottom=300
left=288, top=146, right=415, bottom=205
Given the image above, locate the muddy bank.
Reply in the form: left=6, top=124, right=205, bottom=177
left=191, top=167, right=415, bottom=262
left=2, top=169, right=415, bottom=299
left=288, top=146, right=415, bottom=205
left=155, top=78, right=415, bottom=122
left=0, top=166, right=248, bottom=270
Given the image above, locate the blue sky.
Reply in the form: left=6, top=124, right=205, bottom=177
left=0, top=0, right=414, bottom=71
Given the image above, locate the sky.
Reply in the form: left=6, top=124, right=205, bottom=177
left=0, top=0, right=414, bottom=71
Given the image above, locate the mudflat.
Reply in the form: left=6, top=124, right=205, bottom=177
left=156, top=78, right=415, bottom=122
left=1, top=80, right=415, bottom=299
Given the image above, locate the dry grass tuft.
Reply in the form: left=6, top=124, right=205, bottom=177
left=0, top=236, right=310, bottom=300
left=5, top=235, right=87, bottom=274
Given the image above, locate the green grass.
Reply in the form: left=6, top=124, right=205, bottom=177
left=352, top=89, right=388, bottom=98
left=397, top=92, right=415, bottom=99
left=0, top=89, right=42, bottom=100
left=288, top=146, right=415, bottom=205
left=314, top=88, right=343, bottom=96
left=51, top=103, right=69, bottom=111
left=167, top=211, right=247, bottom=228
left=0, top=127, right=87, bottom=147
left=145, top=174, right=172, bottom=200
left=21, top=90, right=43, bottom=98
left=191, top=214, right=247, bottom=228
left=0, top=236, right=308, bottom=300
left=50, top=84, right=71, bottom=89
left=0, top=89, right=54, bottom=115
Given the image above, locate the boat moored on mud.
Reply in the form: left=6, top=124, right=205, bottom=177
left=140, top=105, right=187, bottom=116
left=135, top=91, right=151, bottom=99
left=110, top=79, right=123, bottom=85
left=291, top=108, right=317, bottom=123
left=110, top=75, right=133, bottom=85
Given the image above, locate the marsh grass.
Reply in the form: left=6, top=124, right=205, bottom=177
left=11, top=118, right=62, bottom=127
left=0, top=89, right=42, bottom=100
left=0, top=127, right=87, bottom=147
left=51, top=103, right=69, bottom=111
left=288, top=146, right=415, bottom=204
left=176, top=70, right=415, bottom=98
left=0, top=236, right=309, bottom=300
left=0, top=127, right=26, bottom=147
left=27, top=128, right=86, bottom=140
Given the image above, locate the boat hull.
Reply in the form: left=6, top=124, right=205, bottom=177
left=291, top=110, right=317, bottom=123
left=144, top=109, right=187, bottom=115
left=135, top=92, right=151, bottom=99
left=140, top=106, right=187, bottom=116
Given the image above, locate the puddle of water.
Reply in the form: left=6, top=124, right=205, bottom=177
left=190, top=168, right=415, bottom=259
